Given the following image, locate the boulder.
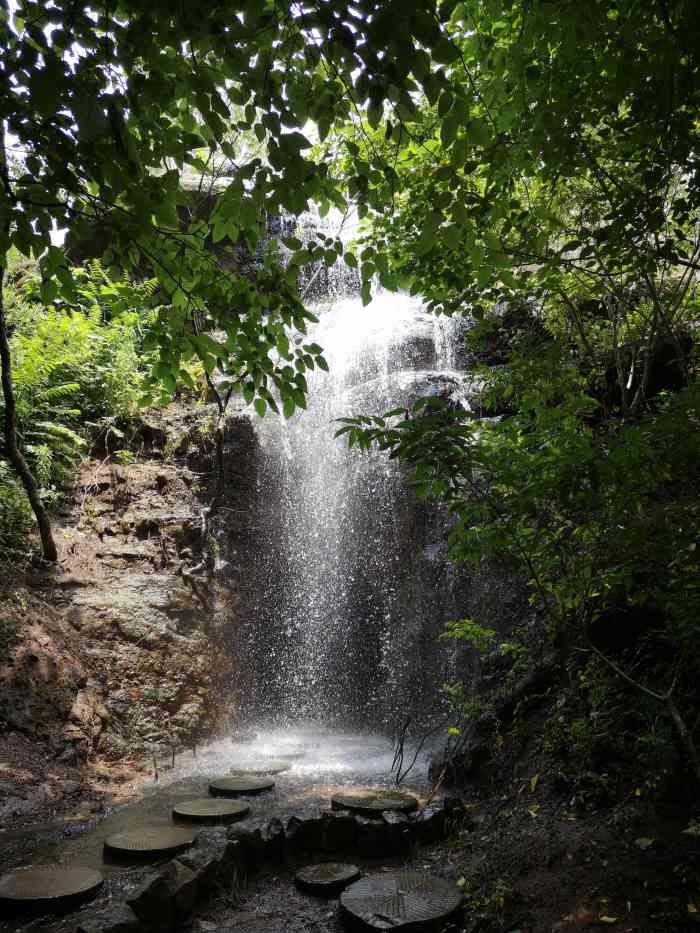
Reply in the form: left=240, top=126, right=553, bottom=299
left=72, top=902, right=139, bottom=933
left=322, top=808, right=357, bottom=852
left=382, top=810, right=411, bottom=852
left=411, top=804, right=447, bottom=844
left=126, top=858, right=198, bottom=932
left=285, top=808, right=325, bottom=853
left=355, top=815, right=389, bottom=857
left=163, top=859, right=198, bottom=916
left=261, top=817, right=285, bottom=862
left=226, top=820, right=266, bottom=873
left=178, top=846, right=222, bottom=892
left=126, top=874, right=175, bottom=933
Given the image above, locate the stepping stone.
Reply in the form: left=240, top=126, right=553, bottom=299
left=265, top=747, right=306, bottom=760
left=0, top=866, right=103, bottom=911
left=209, top=776, right=275, bottom=797
left=229, top=758, right=291, bottom=776
left=295, top=862, right=361, bottom=896
left=173, top=798, right=250, bottom=823
left=331, top=789, right=418, bottom=818
left=104, top=826, right=195, bottom=858
left=340, top=871, right=463, bottom=931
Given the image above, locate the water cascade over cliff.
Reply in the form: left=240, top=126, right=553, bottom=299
left=231, top=275, right=474, bottom=730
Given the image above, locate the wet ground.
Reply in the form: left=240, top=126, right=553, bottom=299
left=195, top=842, right=461, bottom=933
left=0, top=725, right=440, bottom=931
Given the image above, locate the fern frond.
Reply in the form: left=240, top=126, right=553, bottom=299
left=35, top=383, right=80, bottom=404
left=31, top=421, right=86, bottom=446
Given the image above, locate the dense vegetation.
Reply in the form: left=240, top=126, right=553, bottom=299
left=0, top=255, right=156, bottom=555
left=1, top=0, right=698, bottom=795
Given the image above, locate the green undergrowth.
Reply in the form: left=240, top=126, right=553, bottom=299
left=340, top=295, right=700, bottom=802
left=0, top=254, right=160, bottom=559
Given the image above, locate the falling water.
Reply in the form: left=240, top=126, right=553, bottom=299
left=236, top=281, right=471, bottom=731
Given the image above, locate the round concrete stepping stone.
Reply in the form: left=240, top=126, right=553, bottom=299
left=296, top=862, right=361, bottom=896
left=331, top=789, right=418, bottom=817
left=104, top=826, right=194, bottom=858
left=340, top=871, right=463, bottom=931
left=209, top=775, right=275, bottom=797
left=266, top=747, right=306, bottom=760
left=0, top=866, right=103, bottom=911
left=228, top=758, right=291, bottom=776
left=173, top=798, right=250, bottom=823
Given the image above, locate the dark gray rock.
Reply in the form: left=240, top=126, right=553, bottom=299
left=261, top=817, right=285, bottom=862
left=411, top=804, right=447, bottom=843
left=163, top=859, right=198, bottom=916
left=126, top=873, right=175, bottom=933
left=125, top=859, right=197, bottom=931
left=382, top=810, right=411, bottom=852
left=179, top=827, right=230, bottom=890
left=226, top=819, right=266, bottom=873
left=322, top=808, right=357, bottom=851
left=285, top=808, right=325, bottom=853
left=434, top=794, right=462, bottom=817
left=72, top=903, right=139, bottom=933
left=178, top=846, right=222, bottom=891
left=355, top=815, right=389, bottom=857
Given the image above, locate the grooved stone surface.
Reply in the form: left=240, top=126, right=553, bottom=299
left=0, top=867, right=103, bottom=907
left=340, top=872, right=463, bottom=931
left=331, top=790, right=418, bottom=817
left=295, top=862, right=361, bottom=895
left=229, top=758, right=291, bottom=776
left=173, top=798, right=250, bottom=823
left=209, top=776, right=275, bottom=797
left=104, top=826, right=195, bottom=857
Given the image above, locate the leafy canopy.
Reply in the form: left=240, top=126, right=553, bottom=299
left=2, top=0, right=478, bottom=412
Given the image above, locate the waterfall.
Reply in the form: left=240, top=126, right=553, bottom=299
left=233, top=284, right=471, bottom=731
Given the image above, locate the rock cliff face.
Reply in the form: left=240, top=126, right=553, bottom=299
left=0, top=403, right=257, bottom=783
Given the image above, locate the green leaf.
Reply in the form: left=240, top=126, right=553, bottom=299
left=440, top=116, right=460, bottom=148
left=416, top=228, right=437, bottom=256
left=254, top=397, right=267, bottom=418
left=467, top=118, right=490, bottom=146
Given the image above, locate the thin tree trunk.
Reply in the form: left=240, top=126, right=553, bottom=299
left=0, top=271, right=58, bottom=562
left=0, top=121, right=58, bottom=562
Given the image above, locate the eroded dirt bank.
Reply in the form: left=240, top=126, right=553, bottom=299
left=0, top=402, right=257, bottom=842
